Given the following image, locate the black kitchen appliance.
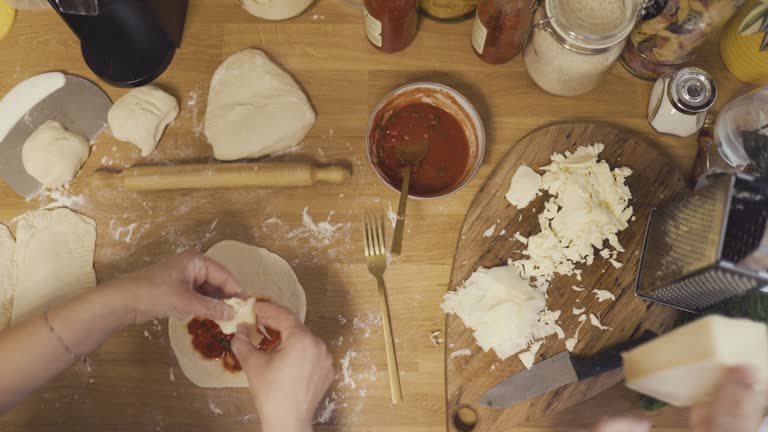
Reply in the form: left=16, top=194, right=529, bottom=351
left=47, top=0, right=188, bottom=87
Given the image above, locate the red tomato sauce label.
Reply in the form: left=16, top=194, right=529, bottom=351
left=187, top=319, right=281, bottom=373
left=372, top=102, right=470, bottom=197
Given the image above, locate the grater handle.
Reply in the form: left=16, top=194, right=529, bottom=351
left=737, top=175, right=768, bottom=274
left=54, top=0, right=98, bottom=15
left=740, top=222, right=768, bottom=273
left=571, top=330, right=658, bottom=380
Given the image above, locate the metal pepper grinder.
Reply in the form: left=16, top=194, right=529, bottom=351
left=48, top=0, right=188, bottom=87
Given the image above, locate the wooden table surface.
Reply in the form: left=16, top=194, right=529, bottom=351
left=0, top=1, right=756, bottom=431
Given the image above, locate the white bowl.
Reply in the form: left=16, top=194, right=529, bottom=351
left=365, top=82, right=486, bottom=200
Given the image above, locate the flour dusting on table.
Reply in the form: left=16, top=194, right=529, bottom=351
left=208, top=399, right=223, bottom=416
left=449, top=348, right=472, bottom=359
left=297, top=207, right=348, bottom=245
left=34, top=188, right=87, bottom=211
left=340, top=349, right=358, bottom=389
left=315, top=311, right=382, bottom=425
left=108, top=219, right=145, bottom=243
left=352, top=312, right=381, bottom=338
left=387, top=203, right=397, bottom=229
left=315, top=393, right=337, bottom=424
left=184, top=88, right=205, bottom=138
left=266, top=208, right=350, bottom=248
left=261, top=208, right=352, bottom=261
left=237, top=414, right=258, bottom=424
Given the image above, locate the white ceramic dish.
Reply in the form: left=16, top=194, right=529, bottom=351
left=365, top=82, right=486, bottom=199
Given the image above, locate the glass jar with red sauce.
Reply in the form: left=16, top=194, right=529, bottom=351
left=471, top=0, right=532, bottom=64
left=364, top=0, right=419, bottom=53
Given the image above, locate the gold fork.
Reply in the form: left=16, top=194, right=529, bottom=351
left=363, top=214, right=403, bottom=404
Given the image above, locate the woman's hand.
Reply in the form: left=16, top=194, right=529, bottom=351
left=104, top=250, right=243, bottom=324
left=231, top=302, right=334, bottom=432
left=0, top=250, right=243, bottom=412
left=594, top=417, right=651, bottom=432
left=690, top=366, right=767, bottom=432
left=595, top=366, right=767, bottom=432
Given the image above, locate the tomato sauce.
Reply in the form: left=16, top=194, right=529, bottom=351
left=187, top=319, right=281, bottom=373
left=372, top=102, right=470, bottom=197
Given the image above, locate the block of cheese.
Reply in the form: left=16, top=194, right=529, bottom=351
left=622, top=315, right=768, bottom=407
left=441, top=265, right=566, bottom=361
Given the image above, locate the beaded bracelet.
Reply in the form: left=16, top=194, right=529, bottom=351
left=44, top=310, right=80, bottom=360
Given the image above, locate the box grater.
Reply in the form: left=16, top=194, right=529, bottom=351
left=636, top=173, right=768, bottom=313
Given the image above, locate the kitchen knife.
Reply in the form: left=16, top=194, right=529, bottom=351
left=478, top=330, right=658, bottom=409
left=0, top=73, right=111, bottom=198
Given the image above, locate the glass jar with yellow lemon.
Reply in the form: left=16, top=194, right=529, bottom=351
left=721, top=0, right=768, bottom=86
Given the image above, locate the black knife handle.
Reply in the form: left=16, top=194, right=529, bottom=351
left=570, top=330, right=658, bottom=381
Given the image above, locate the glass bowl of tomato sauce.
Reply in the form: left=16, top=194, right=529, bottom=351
left=366, top=82, right=485, bottom=199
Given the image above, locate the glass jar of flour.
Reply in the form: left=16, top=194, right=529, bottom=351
left=523, top=0, right=641, bottom=97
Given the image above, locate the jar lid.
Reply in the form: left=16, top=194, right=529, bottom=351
left=669, top=67, right=717, bottom=114
left=546, top=0, right=641, bottom=50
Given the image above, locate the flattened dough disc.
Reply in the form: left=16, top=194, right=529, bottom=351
left=169, top=240, right=306, bottom=388
left=204, top=49, right=315, bottom=161
left=11, top=208, right=97, bottom=325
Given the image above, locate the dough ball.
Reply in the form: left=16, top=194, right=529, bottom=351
left=169, top=240, right=306, bottom=388
left=21, top=120, right=89, bottom=188
left=204, top=49, right=316, bottom=161
left=239, top=0, right=314, bottom=20
left=108, top=85, right=179, bottom=156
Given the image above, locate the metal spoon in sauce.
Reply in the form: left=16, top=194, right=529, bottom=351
left=391, top=138, right=429, bottom=255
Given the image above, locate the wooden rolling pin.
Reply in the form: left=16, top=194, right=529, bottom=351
left=93, top=162, right=351, bottom=191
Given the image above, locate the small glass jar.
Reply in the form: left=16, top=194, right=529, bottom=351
left=620, top=0, right=741, bottom=81
left=716, top=86, right=768, bottom=176
left=471, top=0, right=533, bottom=64
left=523, top=0, right=641, bottom=97
left=648, top=67, right=717, bottom=137
left=364, top=0, right=419, bottom=53
left=420, top=0, right=478, bottom=19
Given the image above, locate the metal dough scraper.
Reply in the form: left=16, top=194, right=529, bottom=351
left=0, top=73, right=112, bottom=198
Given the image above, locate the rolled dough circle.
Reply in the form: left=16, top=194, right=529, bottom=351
left=169, top=240, right=306, bottom=388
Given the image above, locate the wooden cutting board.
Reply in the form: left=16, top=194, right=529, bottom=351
left=445, top=123, right=688, bottom=431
